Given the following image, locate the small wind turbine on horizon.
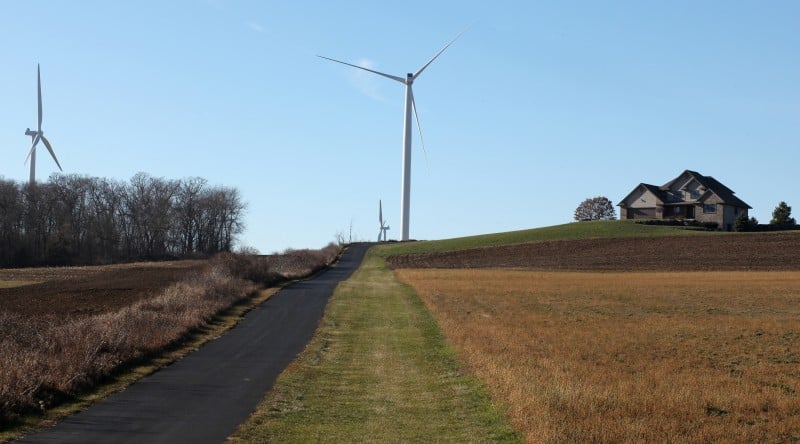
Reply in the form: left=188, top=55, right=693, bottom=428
left=24, top=64, right=62, bottom=185
left=378, top=199, right=390, bottom=242
left=319, top=26, right=469, bottom=241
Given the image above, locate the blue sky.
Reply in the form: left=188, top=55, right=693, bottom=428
left=1, top=1, right=798, bottom=252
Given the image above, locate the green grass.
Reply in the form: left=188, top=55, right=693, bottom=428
left=230, top=249, right=520, bottom=443
left=380, top=219, right=719, bottom=256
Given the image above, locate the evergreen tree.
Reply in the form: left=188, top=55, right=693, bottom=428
left=734, top=213, right=758, bottom=232
left=770, top=201, right=796, bottom=225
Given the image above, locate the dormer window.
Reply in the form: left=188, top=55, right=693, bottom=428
left=690, top=190, right=700, bottom=199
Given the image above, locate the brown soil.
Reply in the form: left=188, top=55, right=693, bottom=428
left=387, top=232, right=800, bottom=271
left=0, top=260, right=206, bottom=317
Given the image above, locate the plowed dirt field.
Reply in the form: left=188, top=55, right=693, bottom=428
left=0, top=261, right=206, bottom=317
left=388, top=232, right=800, bottom=271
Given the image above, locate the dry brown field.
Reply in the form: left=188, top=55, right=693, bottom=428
left=387, top=232, right=800, bottom=271
left=395, top=268, right=800, bottom=442
left=0, top=261, right=206, bottom=318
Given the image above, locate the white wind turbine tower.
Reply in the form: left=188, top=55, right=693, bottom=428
left=319, top=27, right=468, bottom=241
left=378, top=199, right=390, bottom=242
left=24, top=64, right=62, bottom=185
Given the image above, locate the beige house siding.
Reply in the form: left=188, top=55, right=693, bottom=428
left=628, top=187, right=659, bottom=208
left=723, top=205, right=747, bottom=231
left=625, top=208, right=656, bottom=219
left=696, top=204, right=722, bottom=226
left=619, top=186, right=660, bottom=220
left=696, top=194, right=724, bottom=226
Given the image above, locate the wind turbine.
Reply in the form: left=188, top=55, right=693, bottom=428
left=319, top=27, right=468, bottom=241
left=378, top=199, right=390, bottom=242
left=24, top=64, right=62, bottom=185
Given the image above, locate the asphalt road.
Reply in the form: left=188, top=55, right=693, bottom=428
left=17, top=243, right=373, bottom=444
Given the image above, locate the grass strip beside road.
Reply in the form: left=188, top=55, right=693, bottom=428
left=231, top=248, right=520, bottom=442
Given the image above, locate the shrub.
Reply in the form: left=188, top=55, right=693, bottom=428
left=734, top=214, right=758, bottom=232
left=635, top=219, right=718, bottom=230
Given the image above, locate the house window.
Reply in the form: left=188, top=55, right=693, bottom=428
left=690, top=190, right=700, bottom=199
left=675, top=206, right=681, bottom=214
left=703, top=204, right=717, bottom=214
left=734, top=207, right=739, bottom=215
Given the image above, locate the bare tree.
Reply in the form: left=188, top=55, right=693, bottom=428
left=0, top=173, right=246, bottom=266
left=334, top=230, right=346, bottom=246
left=87, top=177, right=125, bottom=263
left=0, top=179, right=24, bottom=265
left=174, top=177, right=208, bottom=256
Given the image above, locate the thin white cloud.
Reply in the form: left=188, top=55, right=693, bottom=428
left=245, top=21, right=264, bottom=33
left=206, top=0, right=264, bottom=35
left=347, top=58, right=388, bottom=102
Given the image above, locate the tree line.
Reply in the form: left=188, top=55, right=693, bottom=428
left=735, top=201, right=798, bottom=232
left=0, top=173, right=246, bottom=267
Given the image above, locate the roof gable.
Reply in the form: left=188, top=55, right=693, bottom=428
left=660, top=170, right=697, bottom=191
left=661, top=170, right=751, bottom=208
left=618, top=183, right=665, bottom=207
left=621, top=170, right=751, bottom=210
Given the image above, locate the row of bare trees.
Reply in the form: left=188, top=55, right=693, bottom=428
left=0, top=173, right=246, bottom=267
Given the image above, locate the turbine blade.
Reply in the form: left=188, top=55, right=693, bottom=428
left=379, top=200, right=383, bottom=224
left=317, top=55, right=406, bottom=83
left=25, top=135, right=41, bottom=165
left=410, top=90, right=429, bottom=169
left=37, top=64, right=43, bottom=131
left=41, top=135, right=62, bottom=171
left=414, top=24, right=471, bottom=79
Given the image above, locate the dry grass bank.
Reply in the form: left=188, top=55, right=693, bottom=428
left=0, top=244, right=340, bottom=429
left=395, top=269, right=800, bottom=442
left=0, top=266, right=257, bottom=428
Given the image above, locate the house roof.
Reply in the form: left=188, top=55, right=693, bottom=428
left=619, top=170, right=752, bottom=209
left=618, top=183, right=664, bottom=207
left=681, top=171, right=751, bottom=209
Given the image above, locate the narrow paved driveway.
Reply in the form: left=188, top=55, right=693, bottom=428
left=18, top=243, right=373, bottom=444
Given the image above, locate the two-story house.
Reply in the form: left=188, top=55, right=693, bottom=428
left=618, top=170, right=751, bottom=231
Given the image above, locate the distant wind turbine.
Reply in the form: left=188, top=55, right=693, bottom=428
left=319, top=27, right=469, bottom=241
left=378, top=199, right=390, bottom=242
left=24, top=64, right=62, bottom=185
